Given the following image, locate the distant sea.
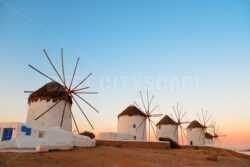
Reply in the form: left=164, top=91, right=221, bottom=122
left=238, top=151, right=250, bottom=156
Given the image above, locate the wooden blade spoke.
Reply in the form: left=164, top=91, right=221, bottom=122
left=71, top=95, right=94, bottom=129
left=150, top=119, right=157, bottom=126
left=73, top=73, right=92, bottom=91
left=140, top=91, right=147, bottom=112
left=69, top=57, right=80, bottom=89
left=35, top=99, right=62, bottom=120
left=149, top=105, right=159, bottom=114
left=147, top=90, right=150, bottom=111
left=173, top=106, right=179, bottom=122
left=134, top=101, right=144, bottom=112
left=150, top=113, right=163, bottom=117
left=28, top=65, right=57, bottom=83
left=74, top=86, right=90, bottom=92
left=43, top=49, right=65, bottom=86
left=68, top=103, right=80, bottom=134
left=174, top=126, right=178, bottom=136
left=142, top=118, right=146, bottom=140
left=148, top=95, right=155, bottom=111
left=179, top=105, right=183, bottom=114
left=197, top=113, right=202, bottom=124
left=24, top=91, right=34, bottom=93
left=202, top=109, right=206, bottom=126
left=136, top=117, right=147, bottom=131
left=170, top=114, right=174, bottom=120
left=74, top=93, right=100, bottom=113
left=180, top=121, right=190, bottom=124
left=180, top=111, right=188, bottom=122
left=176, top=102, right=181, bottom=119
left=148, top=119, right=150, bottom=140
left=76, top=92, right=98, bottom=94
left=61, top=48, right=66, bottom=86
left=205, top=115, right=211, bottom=126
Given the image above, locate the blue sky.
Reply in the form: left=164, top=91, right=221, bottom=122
left=0, top=0, right=250, bottom=148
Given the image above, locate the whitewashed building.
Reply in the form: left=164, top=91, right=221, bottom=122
left=100, top=105, right=147, bottom=141
left=205, top=132, right=214, bottom=145
left=26, top=82, right=72, bottom=132
left=99, top=132, right=134, bottom=141
left=117, top=105, right=147, bottom=140
left=0, top=82, right=95, bottom=151
left=186, top=120, right=206, bottom=146
left=0, top=122, right=95, bottom=151
left=156, top=115, right=178, bottom=143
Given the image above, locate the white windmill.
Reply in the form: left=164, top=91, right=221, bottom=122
left=25, top=48, right=99, bottom=133
left=187, top=109, right=212, bottom=146
left=133, top=91, right=163, bottom=141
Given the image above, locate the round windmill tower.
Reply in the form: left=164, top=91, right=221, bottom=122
left=133, top=91, right=162, bottom=141
left=25, top=49, right=99, bottom=133
left=209, top=121, right=226, bottom=145
left=169, top=102, right=190, bottom=145
left=27, top=82, right=73, bottom=131
left=156, top=115, right=178, bottom=143
left=117, top=105, right=147, bottom=140
left=187, top=109, right=211, bottom=146
left=187, top=120, right=206, bottom=146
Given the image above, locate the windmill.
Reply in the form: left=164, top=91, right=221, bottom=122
left=134, top=91, right=162, bottom=141
left=25, top=48, right=99, bottom=134
left=197, top=109, right=213, bottom=143
left=171, top=102, right=189, bottom=144
left=210, top=121, right=227, bottom=144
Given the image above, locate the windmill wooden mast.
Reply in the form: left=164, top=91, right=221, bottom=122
left=171, top=102, right=189, bottom=144
left=25, top=48, right=99, bottom=133
left=197, top=109, right=213, bottom=143
left=210, top=121, right=227, bottom=144
left=134, top=91, right=162, bottom=140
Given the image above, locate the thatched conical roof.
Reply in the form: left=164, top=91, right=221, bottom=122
left=205, top=132, right=213, bottom=139
left=28, top=82, right=72, bottom=104
left=118, top=105, right=146, bottom=118
left=156, top=115, right=178, bottom=126
left=187, top=120, right=205, bottom=129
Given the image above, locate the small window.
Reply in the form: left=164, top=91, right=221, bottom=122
left=25, top=128, right=32, bottom=136
left=133, top=124, right=136, bottom=128
left=2, top=128, right=13, bottom=141
left=21, top=126, right=32, bottom=136
left=190, top=141, right=193, bottom=145
left=134, top=136, right=136, bottom=140
left=38, top=131, right=45, bottom=138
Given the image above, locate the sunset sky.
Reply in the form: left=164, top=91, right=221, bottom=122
left=0, top=0, right=249, bottom=150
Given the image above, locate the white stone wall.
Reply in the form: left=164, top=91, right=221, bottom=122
left=156, top=125, right=178, bottom=143
left=99, top=132, right=134, bottom=141
left=187, top=128, right=205, bottom=146
left=0, top=122, right=95, bottom=150
left=117, top=115, right=146, bottom=140
left=26, top=100, right=72, bottom=132
left=0, top=122, right=20, bottom=141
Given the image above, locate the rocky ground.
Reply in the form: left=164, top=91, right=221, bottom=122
left=0, top=146, right=250, bottom=167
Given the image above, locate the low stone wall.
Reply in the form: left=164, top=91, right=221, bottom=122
left=96, top=140, right=171, bottom=149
